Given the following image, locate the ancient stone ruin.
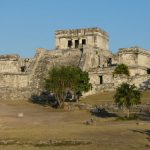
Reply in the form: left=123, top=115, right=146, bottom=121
left=0, top=27, right=150, bottom=100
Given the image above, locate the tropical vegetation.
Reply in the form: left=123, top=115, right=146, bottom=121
left=45, top=66, right=92, bottom=107
left=114, top=83, right=141, bottom=118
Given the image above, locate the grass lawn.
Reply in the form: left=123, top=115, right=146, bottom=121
left=81, top=90, right=150, bottom=105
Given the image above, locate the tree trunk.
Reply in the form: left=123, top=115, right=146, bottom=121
left=55, top=94, right=64, bottom=108
left=59, top=94, right=65, bottom=108
left=127, top=109, right=130, bottom=118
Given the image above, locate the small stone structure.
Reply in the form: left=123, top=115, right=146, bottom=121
left=0, top=27, right=150, bottom=100
left=55, top=27, right=109, bottom=50
left=118, top=47, right=150, bottom=76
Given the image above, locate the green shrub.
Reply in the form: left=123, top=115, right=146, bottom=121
left=113, top=64, right=130, bottom=76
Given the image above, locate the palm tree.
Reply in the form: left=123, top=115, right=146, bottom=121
left=114, top=83, right=141, bottom=118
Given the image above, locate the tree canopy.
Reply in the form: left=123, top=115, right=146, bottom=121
left=45, top=66, right=92, bottom=107
left=113, top=64, right=130, bottom=76
left=114, top=83, right=141, bottom=117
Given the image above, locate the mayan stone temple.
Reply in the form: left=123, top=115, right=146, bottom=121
left=0, top=27, right=150, bottom=100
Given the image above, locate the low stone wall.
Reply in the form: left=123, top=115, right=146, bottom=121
left=0, top=73, right=29, bottom=88
left=131, top=75, right=150, bottom=88
left=114, top=74, right=150, bottom=89
left=95, top=83, right=115, bottom=91
left=95, top=103, right=150, bottom=113
left=0, top=87, right=33, bottom=101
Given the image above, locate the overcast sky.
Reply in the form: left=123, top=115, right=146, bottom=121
left=0, top=0, right=150, bottom=57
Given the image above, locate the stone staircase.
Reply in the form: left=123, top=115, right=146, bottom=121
left=27, top=48, right=82, bottom=95
left=29, top=54, right=49, bottom=92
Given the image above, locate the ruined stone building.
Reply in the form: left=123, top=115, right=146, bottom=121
left=0, top=27, right=150, bottom=100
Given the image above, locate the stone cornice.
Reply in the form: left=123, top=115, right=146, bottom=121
left=118, top=47, right=150, bottom=56
left=55, top=27, right=109, bottom=38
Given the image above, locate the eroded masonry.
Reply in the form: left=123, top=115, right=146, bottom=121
left=0, top=27, right=150, bottom=100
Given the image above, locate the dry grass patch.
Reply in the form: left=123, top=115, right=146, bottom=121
left=0, top=92, right=150, bottom=150
left=81, top=91, right=115, bottom=105
left=81, top=90, right=150, bottom=105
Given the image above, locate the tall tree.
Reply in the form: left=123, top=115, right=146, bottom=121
left=45, top=66, right=92, bottom=107
left=114, top=83, right=141, bottom=118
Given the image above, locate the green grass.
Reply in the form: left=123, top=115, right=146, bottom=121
left=81, top=91, right=115, bottom=105
left=81, top=90, right=150, bottom=105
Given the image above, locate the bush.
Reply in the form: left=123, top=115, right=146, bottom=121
left=45, top=66, right=92, bottom=107
left=113, top=64, right=130, bottom=76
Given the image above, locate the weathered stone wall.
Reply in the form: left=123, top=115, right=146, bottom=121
left=118, top=47, right=150, bottom=76
left=129, top=67, right=147, bottom=76
left=89, top=66, right=115, bottom=85
left=0, top=49, right=47, bottom=100
left=119, top=53, right=137, bottom=66
left=0, top=55, right=21, bottom=73
left=0, top=73, right=29, bottom=88
left=22, top=48, right=84, bottom=95
left=82, top=46, right=99, bottom=71
left=0, top=87, right=32, bottom=101
left=0, top=54, right=34, bottom=74
left=89, top=71, right=113, bottom=85
left=114, top=74, right=150, bottom=88
left=130, top=75, right=150, bottom=88
left=0, top=45, right=111, bottom=100
left=137, top=52, right=150, bottom=68
left=88, top=72, right=150, bottom=94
